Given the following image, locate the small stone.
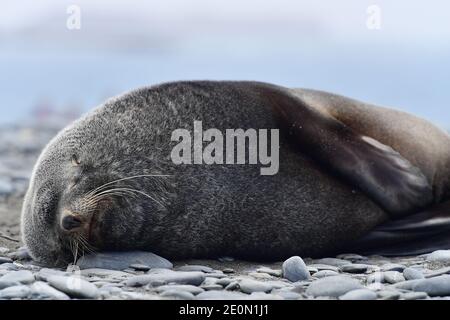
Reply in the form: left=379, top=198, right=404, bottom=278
left=411, top=275, right=450, bottom=297
left=336, top=253, right=368, bottom=263
left=196, top=290, right=247, bottom=300
left=305, top=276, right=363, bottom=298
left=130, top=264, right=151, bottom=272
left=282, top=256, right=310, bottom=282
left=125, top=270, right=205, bottom=287
left=340, top=289, right=377, bottom=300
left=377, top=290, right=401, bottom=300
left=7, top=247, right=31, bottom=261
left=307, top=264, right=339, bottom=272
left=248, top=292, right=283, bottom=300
left=424, top=266, right=450, bottom=278
left=0, top=247, right=10, bottom=255
left=427, top=250, right=450, bottom=263
left=401, top=292, right=428, bottom=300
left=0, top=257, right=13, bottom=264
left=367, top=272, right=384, bottom=285
left=31, top=281, right=70, bottom=300
left=0, top=270, right=35, bottom=284
left=77, top=251, right=173, bottom=271
left=47, top=275, right=100, bottom=299
left=155, top=285, right=204, bottom=295
left=381, top=263, right=406, bottom=272
left=223, top=268, right=235, bottom=274
left=393, top=279, right=422, bottom=290
left=201, top=284, right=223, bottom=291
left=35, top=268, right=68, bottom=282
left=0, top=285, right=31, bottom=299
left=0, top=280, right=20, bottom=290
left=315, top=258, right=351, bottom=267
left=0, top=263, right=18, bottom=271
left=178, top=265, right=214, bottom=273
left=257, top=267, right=282, bottom=277
left=273, top=290, right=302, bottom=300
left=80, top=268, right=130, bottom=280
left=313, top=270, right=339, bottom=279
left=225, top=281, right=239, bottom=291
left=403, top=268, right=425, bottom=280
left=239, top=279, right=273, bottom=294
left=383, top=271, right=405, bottom=284
left=340, top=264, right=368, bottom=274
left=160, top=290, right=195, bottom=300
left=216, top=278, right=233, bottom=287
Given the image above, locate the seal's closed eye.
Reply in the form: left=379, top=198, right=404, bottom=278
left=71, top=155, right=81, bottom=166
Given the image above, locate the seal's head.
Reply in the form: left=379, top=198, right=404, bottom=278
left=21, top=109, right=172, bottom=267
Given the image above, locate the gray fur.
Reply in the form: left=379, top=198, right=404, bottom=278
left=20, top=81, right=450, bottom=266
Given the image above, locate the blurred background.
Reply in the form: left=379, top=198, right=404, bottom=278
left=0, top=0, right=449, bottom=128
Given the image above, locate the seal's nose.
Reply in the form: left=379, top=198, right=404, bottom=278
left=61, top=214, right=82, bottom=231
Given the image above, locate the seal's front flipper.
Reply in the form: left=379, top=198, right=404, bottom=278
left=348, top=201, right=450, bottom=256
left=261, top=85, right=433, bottom=217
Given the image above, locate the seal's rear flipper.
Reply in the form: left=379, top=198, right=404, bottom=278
left=261, top=85, right=434, bottom=217
left=348, top=201, right=450, bottom=256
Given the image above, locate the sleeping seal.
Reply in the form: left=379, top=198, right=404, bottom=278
left=21, top=81, right=450, bottom=266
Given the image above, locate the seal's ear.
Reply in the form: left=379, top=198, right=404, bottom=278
left=260, top=85, right=433, bottom=217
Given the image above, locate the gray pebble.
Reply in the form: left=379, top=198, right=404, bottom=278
left=196, top=290, right=247, bottom=300
left=126, top=270, right=205, bottom=287
left=30, top=281, right=70, bottom=300
left=427, top=250, right=450, bottom=263
left=381, top=263, right=406, bottom=272
left=0, top=263, right=19, bottom=271
left=0, top=280, right=20, bottom=290
left=0, top=270, right=35, bottom=284
left=35, top=268, right=68, bottom=282
left=424, top=266, right=450, bottom=278
left=282, top=256, right=310, bottom=282
left=314, top=270, right=339, bottom=279
left=393, top=279, right=422, bottom=290
left=340, top=289, right=377, bottom=300
left=336, top=253, right=368, bottom=263
left=77, top=251, right=173, bottom=271
left=160, top=290, right=195, bottom=300
left=216, top=278, right=234, bottom=287
left=377, top=290, right=401, bottom=300
left=305, top=276, right=363, bottom=298
left=222, top=268, right=235, bottom=274
left=7, top=247, right=31, bottom=261
left=403, top=267, right=425, bottom=280
left=239, top=279, right=273, bottom=294
left=411, top=275, right=450, bottom=297
left=178, top=265, right=214, bottom=273
left=383, top=271, right=405, bottom=284
left=0, top=285, right=31, bottom=299
left=47, top=275, right=100, bottom=299
left=130, top=264, right=151, bottom=272
left=79, top=268, right=130, bottom=280
left=273, top=290, right=302, bottom=300
left=155, top=285, right=204, bottom=295
left=401, top=291, right=428, bottom=300
left=201, top=284, right=223, bottom=291
left=248, top=292, right=283, bottom=300
left=257, top=267, right=282, bottom=277
left=0, top=257, right=13, bottom=264
left=367, top=272, right=384, bottom=284
left=307, top=264, right=340, bottom=272
left=225, top=281, right=239, bottom=291
left=340, top=264, right=368, bottom=274
left=0, top=247, right=9, bottom=255
left=315, top=258, right=351, bottom=267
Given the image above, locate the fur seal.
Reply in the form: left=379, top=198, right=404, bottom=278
left=21, top=81, right=450, bottom=266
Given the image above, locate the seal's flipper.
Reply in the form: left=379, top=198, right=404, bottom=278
left=261, top=86, right=434, bottom=216
left=349, top=201, right=450, bottom=256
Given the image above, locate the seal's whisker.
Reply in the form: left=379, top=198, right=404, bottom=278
left=96, top=187, right=165, bottom=208
left=86, top=174, right=172, bottom=198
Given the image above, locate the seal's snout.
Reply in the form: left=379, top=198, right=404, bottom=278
left=61, top=214, right=83, bottom=231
